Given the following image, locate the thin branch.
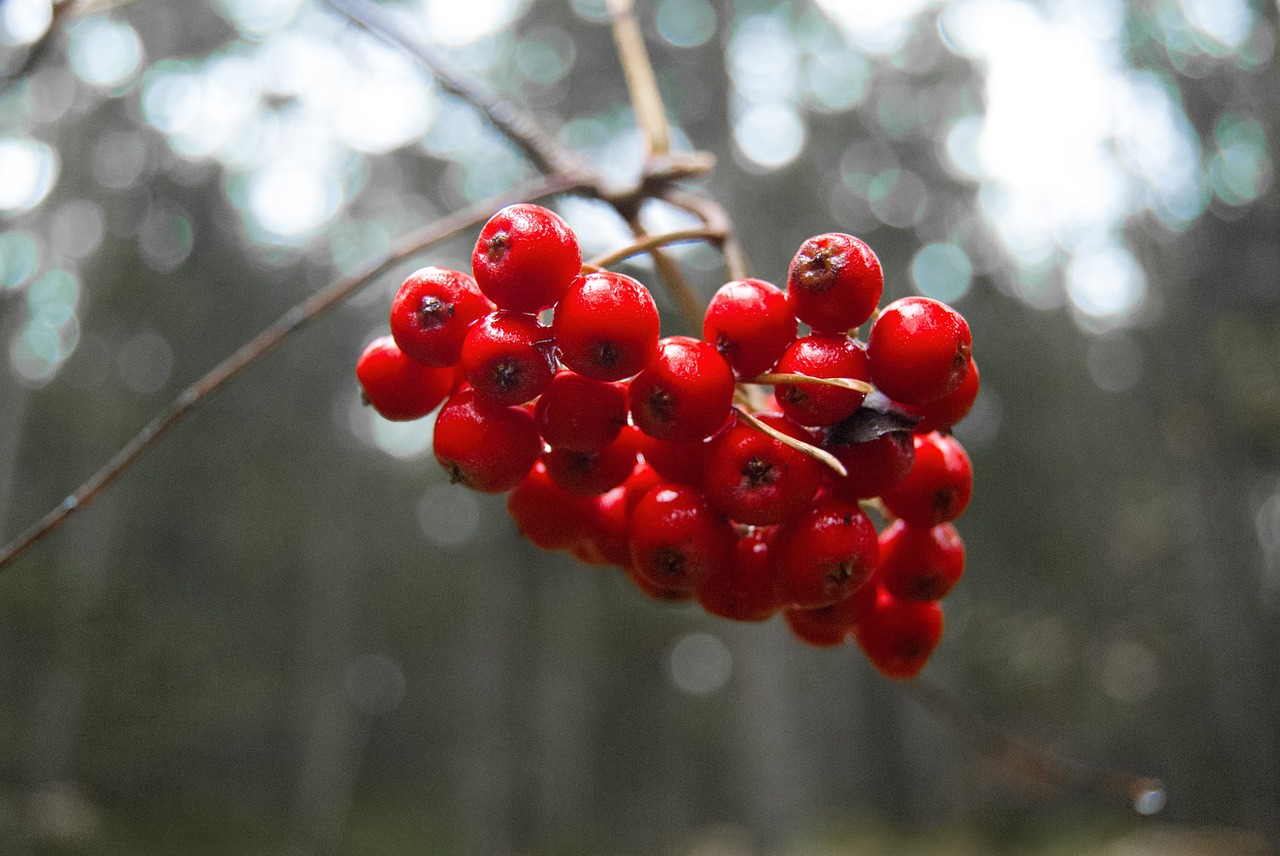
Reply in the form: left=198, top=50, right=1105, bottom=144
left=585, top=226, right=725, bottom=270
left=659, top=186, right=750, bottom=283
left=0, top=174, right=589, bottom=574
left=902, top=676, right=1166, bottom=814
left=606, top=0, right=670, bottom=156
left=319, top=0, right=589, bottom=179
left=619, top=212, right=704, bottom=334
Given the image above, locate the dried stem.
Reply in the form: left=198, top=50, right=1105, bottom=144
left=0, top=175, right=588, bottom=574
left=660, top=187, right=751, bottom=283
left=619, top=213, right=705, bottom=334
left=585, top=227, right=726, bottom=270
left=606, top=0, right=670, bottom=156
left=902, top=676, right=1166, bottom=813
left=733, top=406, right=848, bottom=478
left=752, top=373, right=875, bottom=394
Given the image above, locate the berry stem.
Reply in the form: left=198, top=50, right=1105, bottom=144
left=585, top=227, right=727, bottom=271
left=751, top=373, right=876, bottom=394
left=733, top=406, right=848, bottom=478
left=0, top=174, right=590, bottom=574
left=901, top=676, right=1166, bottom=815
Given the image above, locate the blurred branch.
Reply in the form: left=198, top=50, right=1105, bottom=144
left=607, top=0, right=670, bottom=156
left=0, top=173, right=590, bottom=574
left=902, top=675, right=1166, bottom=814
left=584, top=226, right=727, bottom=270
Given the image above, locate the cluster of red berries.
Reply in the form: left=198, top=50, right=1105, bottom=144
left=355, top=203, right=978, bottom=680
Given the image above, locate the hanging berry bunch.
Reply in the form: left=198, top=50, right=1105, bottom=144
left=356, top=203, right=978, bottom=681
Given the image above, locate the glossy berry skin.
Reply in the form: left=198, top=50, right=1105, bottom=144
left=880, top=432, right=973, bottom=527
left=433, top=387, right=543, bottom=493
left=506, top=461, right=598, bottom=550
left=824, top=431, right=915, bottom=501
left=773, top=334, right=871, bottom=427
left=696, top=526, right=782, bottom=622
left=389, top=267, right=493, bottom=367
left=787, top=233, right=882, bottom=333
left=868, top=297, right=972, bottom=405
left=534, top=371, right=629, bottom=453
left=635, top=432, right=709, bottom=488
left=702, top=278, right=797, bottom=379
left=854, top=587, right=944, bottom=679
left=460, top=311, right=555, bottom=406
left=543, top=425, right=640, bottom=496
left=771, top=495, right=878, bottom=609
left=575, top=486, right=633, bottom=569
left=472, top=203, right=581, bottom=313
left=554, top=271, right=661, bottom=381
left=783, top=579, right=877, bottom=648
left=877, top=519, right=965, bottom=602
left=629, top=483, right=733, bottom=596
left=702, top=413, right=822, bottom=526
left=629, top=336, right=735, bottom=442
left=905, top=357, right=979, bottom=433
left=356, top=335, right=457, bottom=422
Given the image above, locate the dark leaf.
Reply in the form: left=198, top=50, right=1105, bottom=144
left=823, top=391, right=920, bottom=446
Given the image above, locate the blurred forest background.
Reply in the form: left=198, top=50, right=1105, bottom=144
left=1, top=0, right=1278, bottom=852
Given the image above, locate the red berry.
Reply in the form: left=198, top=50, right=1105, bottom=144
left=877, top=519, right=965, bottom=601
left=868, top=297, right=972, bottom=405
left=772, top=495, right=878, bottom=609
left=625, top=562, right=695, bottom=603
left=543, top=425, right=640, bottom=496
left=356, top=335, right=457, bottom=422
left=577, top=486, right=634, bottom=569
left=506, top=461, right=597, bottom=550
left=472, top=203, right=581, bottom=312
left=854, top=587, right=944, bottom=679
left=459, top=311, right=556, bottom=406
left=783, top=580, right=877, bottom=648
left=534, top=371, right=629, bottom=453
left=432, top=386, right=543, bottom=493
left=787, top=233, right=883, bottom=333
left=696, top=526, right=782, bottom=622
left=702, top=413, right=822, bottom=526
left=635, top=432, right=710, bottom=487
left=880, top=432, right=973, bottom=526
left=553, top=271, right=661, bottom=381
left=389, top=266, right=492, bottom=367
left=702, top=278, right=797, bottom=379
left=773, top=333, right=870, bottom=427
left=629, top=336, right=735, bottom=442
left=823, top=431, right=915, bottom=501
left=629, top=483, right=733, bottom=596
left=620, top=461, right=664, bottom=515
left=904, top=357, right=979, bottom=433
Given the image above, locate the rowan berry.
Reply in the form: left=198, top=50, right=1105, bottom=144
left=702, top=413, right=822, bottom=526
left=868, top=296, right=972, bottom=405
left=389, top=266, right=492, bottom=367
left=783, top=579, right=877, bottom=648
left=823, top=431, right=915, bottom=501
left=773, top=333, right=871, bottom=427
left=854, top=587, right=944, bottom=679
left=629, top=483, right=733, bottom=596
left=702, top=278, right=797, bottom=379
left=771, top=495, right=878, bottom=609
left=534, top=371, right=629, bottom=453
left=554, top=271, right=661, bottom=381
left=432, top=386, right=543, bottom=493
left=355, top=335, right=458, bottom=422
left=543, top=425, right=641, bottom=496
left=459, top=311, right=556, bottom=406
left=472, top=203, right=581, bottom=312
left=880, top=432, right=973, bottom=527
left=629, top=336, right=735, bottom=442
left=696, top=526, right=781, bottom=622
left=506, top=461, right=598, bottom=550
left=787, top=233, right=882, bottom=333
left=576, top=486, right=633, bottom=569
left=904, top=357, right=979, bottom=433
left=635, top=432, right=710, bottom=488
left=877, top=519, right=965, bottom=602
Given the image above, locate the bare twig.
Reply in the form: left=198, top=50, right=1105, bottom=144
left=606, top=0, right=670, bottom=156
left=902, top=676, right=1166, bottom=813
left=585, top=226, right=725, bottom=270
left=0, top=174, right=589, bottom=573
left=733, top=406, right=848, bottom=478
left=752, top=373, right=875, bottom=394
left=660, top=186, right=751, bottom=283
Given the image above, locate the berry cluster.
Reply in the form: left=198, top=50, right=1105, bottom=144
left=355, top=204, right=978, bottom=680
